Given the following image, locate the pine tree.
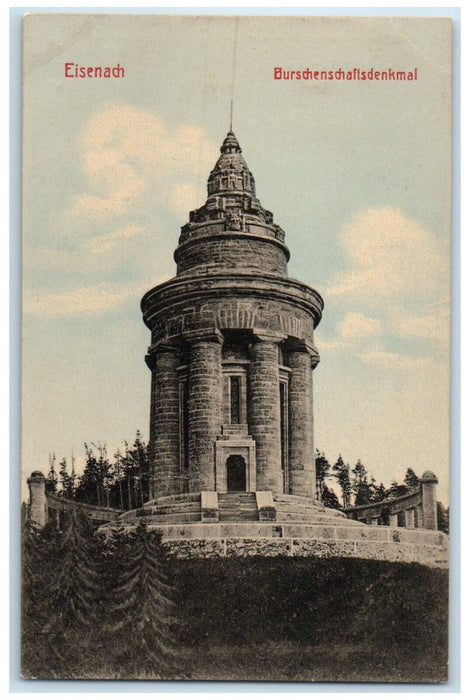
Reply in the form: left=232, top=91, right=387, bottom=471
left=436, top=501, right=449, bottom=534
left=46, top=453, right=58, bottom=494
left=315, top=450, right=331, bottom=501
left=352, top=460, right=371, bottom=506
left=105, top=521, right=175, bottom=677
left=321, top=485, right=341, bottom=510
left=369, top=479, right=387, bottom=503
left=332, top=455, right=352, bottom=508
left=44, top=507, right=104, bottom=673
left=387, top=480, right=408, bottom=498
left=21, top=518, right=62, bottom=676
left=404, top=468, right=420, bottom=490
left=59, top=458, right=75, bottom=499
left=74, top=444, right=112, bottom=506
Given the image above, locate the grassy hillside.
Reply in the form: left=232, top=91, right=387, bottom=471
left=22, top=549, right=448, bottom=682
left=170, top=556, right=448, bottom=683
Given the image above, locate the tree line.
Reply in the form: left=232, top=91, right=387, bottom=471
left=45, top=431, right=150, bottom=511
left=315, top=450, right=422, bottom=508
left=315, top=450, right=449, bottom=533
left=42, top=432, right=448, bottom=534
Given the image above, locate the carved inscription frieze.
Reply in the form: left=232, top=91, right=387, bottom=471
left=152, top=299, right=312, bottom=344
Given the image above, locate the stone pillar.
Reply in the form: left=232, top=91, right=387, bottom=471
left=188, top=332, right=223, bottom=491
left=389, top=512, right=398, bottom=528
left=27, top=471, right=47, bottom=527
left=248, top=337, right=283, bottom=493
left=421, top=471, right=438, bottom=530
left=148, top=344, right=181, bottom=498
left=406, top=508, right=415, bottom=529
left=286, top=347, right=314, bottom=497
left=416, top=504, right=424, bottom=529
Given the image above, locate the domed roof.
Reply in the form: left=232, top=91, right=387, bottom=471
left=421, top=470, right=438, bottom=483
left=28, top=470, right=45, bottom=480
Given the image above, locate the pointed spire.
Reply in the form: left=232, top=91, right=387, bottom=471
left=220, top=130, right=241, bottom=154
left=178, top=127, right=285, bottom=247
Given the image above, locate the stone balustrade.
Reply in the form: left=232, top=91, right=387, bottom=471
left=343, top=471, right=440, bottom=530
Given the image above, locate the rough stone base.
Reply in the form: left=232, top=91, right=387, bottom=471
left=100, top=492, right=449, bottom=569
left=102, top=518, right=448, bottom=568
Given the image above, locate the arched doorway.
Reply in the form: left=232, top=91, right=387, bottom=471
left=226, top=455, right=247, bottom=491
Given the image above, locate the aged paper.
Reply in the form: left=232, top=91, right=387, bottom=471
left=22, top=14, right=452, bottom=682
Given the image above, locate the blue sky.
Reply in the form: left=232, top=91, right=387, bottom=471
left=22, top=14, right=451, bottom=502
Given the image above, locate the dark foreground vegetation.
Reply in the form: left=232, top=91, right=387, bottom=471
left=21, top=513, right=448, bottom=683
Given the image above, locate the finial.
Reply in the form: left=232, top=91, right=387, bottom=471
left=230, top=100, right=233, bottom=132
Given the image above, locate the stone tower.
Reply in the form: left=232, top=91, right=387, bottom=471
left=141, top=131, right=323, bottom=501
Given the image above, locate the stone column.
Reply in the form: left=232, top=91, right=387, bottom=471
left=148, top=344, right=181, bottom=498
left=421, top=471, right=438, bottom=530
left=406, top=508, right=415, bottom=529
left=27, top=471, right=47, bottom=527
left=248, top=337, right=283, bottom=493
left=286, top=346, right=314, bottom=497
left=188, top=332, right=223, bottom=492
left=389, top=512, right=398, bottom=528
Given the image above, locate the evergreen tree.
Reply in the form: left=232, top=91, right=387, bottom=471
left=21, top=518, right=62, bottom=677
left=352, top=460, right=371, bottom=506
left=74, top=444, right=112, bottom=506
left=332, top=455, right=352, bottom=508
left=45, top=507, right=104, bottom=672
left=369, top=479, right=387, bottom=503
left=59, top=458, right=75, bottom=500
left=315, top=450, right=331, bottom=501
left=387, top=480, right=409, bottom=498
left=436, top=501, right=449, bottom=534
left=45, top=453, right=58, bottom=494
left=404, top=468, right=420, bottom=490
left=321, top=485, right=341, bottom=510
left=105, top=521, right=175, bottom=677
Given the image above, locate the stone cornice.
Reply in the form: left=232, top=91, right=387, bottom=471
left=142, top=272, right=324, bottom=329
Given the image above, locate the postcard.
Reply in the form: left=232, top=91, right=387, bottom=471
left=21, top=13, right=452, bottom=682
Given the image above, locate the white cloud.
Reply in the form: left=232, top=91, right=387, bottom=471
left=358, top=351, right=434, bottom=370
left=65, top=105, right=216, bottom=221
left=338, top=312, right=382, bottom=339
left=389, top=305, right=450, bottom=343
left=327, top=207, right=448, bottom=301
left=24, top=282, right=147, bottom=317
left=85, top=224, right=145, bottom=255
left=320, top=207, right=450, bottom=365
left=169, top=183, right=206, bottom=219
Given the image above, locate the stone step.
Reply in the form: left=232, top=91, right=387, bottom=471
left=218, top=492, right=259, bottom=522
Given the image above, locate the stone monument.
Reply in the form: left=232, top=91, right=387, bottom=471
left=141, top=130, right=323, bottom=504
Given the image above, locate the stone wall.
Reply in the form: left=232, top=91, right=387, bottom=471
left=175, top=233, right=288, bottom=276
left=136, top=521, right=449, bottom=569
left=144, top=281, right=321, bottom=349
left=344, top=471, right=440, bottom=530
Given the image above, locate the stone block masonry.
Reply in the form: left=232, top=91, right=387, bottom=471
left=248, top=339, right=283, bottom=493
left=287, top=348, right=315, bottom=497
left=149, top=346, right=180, bottom=498
left=141, top=130, right=323, bottom=501
left=188, top=337, right=223, bottom=492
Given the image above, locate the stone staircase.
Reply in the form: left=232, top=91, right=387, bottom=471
left=218, top=492, right=258, bottom=522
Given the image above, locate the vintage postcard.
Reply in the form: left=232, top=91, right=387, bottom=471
left=21, top=13, right=452, bottom=682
